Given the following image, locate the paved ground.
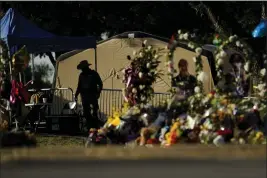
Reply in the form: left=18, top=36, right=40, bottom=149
left=1, top=159, right=266, bottom=178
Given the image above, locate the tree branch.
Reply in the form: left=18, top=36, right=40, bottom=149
left=199, top=2, right=228, bottom=37
left=45, top=52, right=56, bottom=67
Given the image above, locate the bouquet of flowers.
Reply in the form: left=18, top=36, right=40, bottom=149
left=122, top=40, right=164, bottom=107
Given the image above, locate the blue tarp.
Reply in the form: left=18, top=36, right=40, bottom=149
left=0, top=8, right=96, bottom=54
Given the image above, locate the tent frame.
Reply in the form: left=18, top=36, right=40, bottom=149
left=0, top=8, right=97, bottom=84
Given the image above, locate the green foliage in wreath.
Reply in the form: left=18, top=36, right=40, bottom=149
left=0, top=40, right=9, bottom=73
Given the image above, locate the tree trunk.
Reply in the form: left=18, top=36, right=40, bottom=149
left=45, top=51, right=66, bottom=68
left=261, top=1, right=266, bottom=19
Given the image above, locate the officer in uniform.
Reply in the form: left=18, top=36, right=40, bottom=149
left=75, top=60, right=103, bottom=130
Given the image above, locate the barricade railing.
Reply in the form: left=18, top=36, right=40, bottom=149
left=98, top=89, right=124, bottom=119
left=98, top=89, right=171, bottom=119
left=28, top=88, right=74, bottom=116
left=26, top=88, right=171, bottom=120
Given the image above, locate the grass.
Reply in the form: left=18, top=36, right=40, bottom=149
left=36, top=135, right=85, bottom=147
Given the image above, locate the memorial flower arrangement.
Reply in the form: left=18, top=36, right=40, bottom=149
left=164, top=30, right=266, bottom=145
left=101, top=30, right=266, bottom=147
left=122, top=40, right=164, bottom=107
left=167, top=30, right=208, bottom=116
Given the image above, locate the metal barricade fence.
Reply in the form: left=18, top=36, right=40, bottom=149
left=27, top=88, right=170, bottom=120
left=28, top=88, right=74, bottom=116
left=98, top=89, right=171, bottom=120
left=50, top=88, right=74, bottom=115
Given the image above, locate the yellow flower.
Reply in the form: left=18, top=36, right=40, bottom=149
left=110, top=116, right=121, bottom=127
left=255, top=132, right=263, bottom=139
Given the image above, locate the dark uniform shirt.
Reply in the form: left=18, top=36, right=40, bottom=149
left=172, top=74, right=197, bottom=95
left=75, top=68, right=103, bottom=104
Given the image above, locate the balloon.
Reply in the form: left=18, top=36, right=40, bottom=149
left=252, top=19, right=267, bottom=38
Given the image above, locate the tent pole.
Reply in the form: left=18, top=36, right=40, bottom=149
left=9, top=60, right=12, bottom=81
left=18, top=72, right=22, bottom=83
left=31, top=54, right=35, bottom=83
left=94, top=48, right=97, bottom=71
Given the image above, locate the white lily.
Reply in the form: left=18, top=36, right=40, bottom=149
left=194, top=86, right=200, bottom=93
left=197, top=71, right=208, bottom=82
left=260, top=68, right=266, bottom=76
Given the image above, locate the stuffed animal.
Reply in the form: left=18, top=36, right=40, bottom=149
left=247, top=131, right=265, bottom=144
left=164, top=120, right=182, bottom=146
left=159, top=125, right=169, bottom=143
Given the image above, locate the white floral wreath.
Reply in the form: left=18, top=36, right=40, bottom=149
left=166, top=30, right=207, bottom=95
left=213, top=35, right=267, bottom=97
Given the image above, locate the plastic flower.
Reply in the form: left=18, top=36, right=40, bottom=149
left=188, top=42, right=195, bottom=49
left=193, top=57, right=197, bottom=63
left=138, top=72, right=143, bottom=79
left=147, top=46, right=152, bottom=50
left=194, top=86, right=200, bottom=93
left=258, top=83, right=266, bottom=91
left=260, top=68, right=266, bottom=76
left=229, top=36, right=236, bottom=42
left=133, top=50, right=137, bottom=55
left=178, top=30, right=182, bottom=34
left=139, top=85, right=145, bottom=90
left=220, top=50, right=227, bottom=58
left=183, top=33, right=189, bottom=40
left=239, top=138, right=246, bottom=144
left=244, top=62, right=249, bottom=72
left=195, top=47, right=202, bottom=56
left=215, top=53, right=221, bottom=60
left=139, top=52, right=144, bottom=57
left=197, top=71, right=208, bottom=82
left=141, top=96, right=146, bottom=101
left=146, top=63, right=151, bottom=69
left=259, top=90, right=265, bottom=97
left=132, top=88, right=137, bottom=93
left=236, top=41, right=241, bottom=47
left=154, top=54, right=159, bottom=59
left=0, top=58, right=5, bottom=64
left=143, top=40, right=147, bottom=45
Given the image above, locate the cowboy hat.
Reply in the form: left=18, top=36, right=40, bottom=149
left=77, top=60, right=92, bottom=70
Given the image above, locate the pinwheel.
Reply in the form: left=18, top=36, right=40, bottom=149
left=252, top=19, right=267, bottom=38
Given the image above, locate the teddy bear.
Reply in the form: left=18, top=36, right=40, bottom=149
left=164, top=119, right=182, bottom=146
